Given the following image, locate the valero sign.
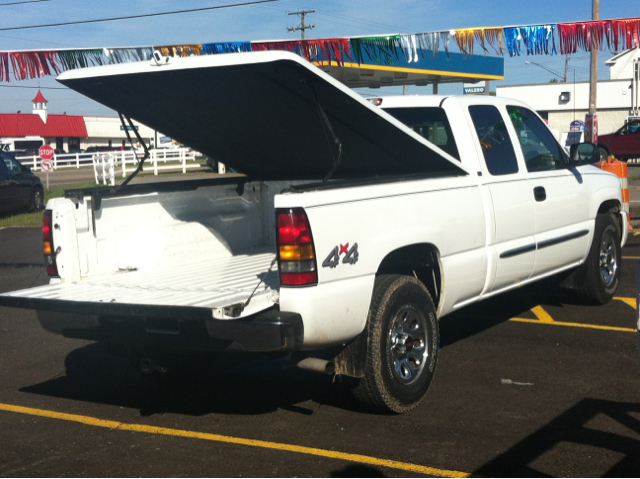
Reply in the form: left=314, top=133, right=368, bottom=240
left=463, top=81, right=486, bottom=95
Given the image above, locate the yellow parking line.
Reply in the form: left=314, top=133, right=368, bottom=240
left=622, top=256, right=640, bottom=259
left=0, top=403, right=470, bottom=478
left=531, top=306, right=554, bottom=323
left=615, top=296, right=636, bottom=308
left=510, top=317, right=636, bottom=333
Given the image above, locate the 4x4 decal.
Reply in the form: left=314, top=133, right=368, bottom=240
left=322, top=243, right=359, bottom=268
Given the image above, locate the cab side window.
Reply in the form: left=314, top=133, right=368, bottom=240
left=506, top=106, right=567, bottom=172
left=468, top=105, right=519, bottom=176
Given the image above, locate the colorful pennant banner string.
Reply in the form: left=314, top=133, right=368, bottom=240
left=155, top=44, right=202, bottom=57
left=611, top=18, right=640, bottom=51
left=399, top=32, right=450, bottom=61
left=201, top=42, right=252, bottom=54
left=503, top=25, right=557, bottom=57
left=558, top=18, right=640, bottom=54
left=452, top=27, right=503, bottom=57
left=351, top=35, right=402, bottom=65
left=104, top=47, right=152, bottom=64
left=251, top=38, right=351, bottom=66
left=9, top=51, right=60, bottom=81
left=57, top=49, right=105, bottom=70
left=0, top=16, right=638, bottom=83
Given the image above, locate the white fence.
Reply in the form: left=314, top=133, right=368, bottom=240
left=15, top=148, right=200, bottom=177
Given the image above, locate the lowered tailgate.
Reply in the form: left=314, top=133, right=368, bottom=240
left=0, top=251, right=277, bottom=320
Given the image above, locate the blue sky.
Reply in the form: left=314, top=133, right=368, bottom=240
left=0, top=0, right=634, bottom=116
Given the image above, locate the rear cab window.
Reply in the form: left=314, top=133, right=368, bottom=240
left=382, top=107, right=460, bottom=160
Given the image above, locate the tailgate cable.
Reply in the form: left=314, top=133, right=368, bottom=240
left=117, top=113, right=150, bottom=188
left=242, top=257, right=277, bottom=308
left=307, top=81, right=343, bottom=183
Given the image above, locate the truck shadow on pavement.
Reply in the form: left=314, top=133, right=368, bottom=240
left=473, top=398, right=640, bottom=477
left=19, top=281, right=599, bottom=418
left=19, top=342, right=361, bottom=417
left=440, top=280, right=589, bottom=347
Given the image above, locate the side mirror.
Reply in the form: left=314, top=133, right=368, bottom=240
left=21, top=165, right=31, bottom=174
left=569, top=142, right=599, bottom=166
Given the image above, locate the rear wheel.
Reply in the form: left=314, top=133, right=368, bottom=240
left=350, top=275, right=439, bottom=414
left=578, top=214, right=621, bottom=304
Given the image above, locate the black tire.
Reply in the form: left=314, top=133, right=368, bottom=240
left=578, top=214, right=621, bottom=304
left=30, top=186, right=43, bottom=212
left=351, top=275, right=439, bottom=414
left=598, top=146, right=610, bottom=162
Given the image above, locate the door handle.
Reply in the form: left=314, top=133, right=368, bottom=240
left=534, top=186, right=546, bottom=202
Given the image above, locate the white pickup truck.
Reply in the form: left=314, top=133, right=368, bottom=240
left=0, top=51, right=626, bottom=413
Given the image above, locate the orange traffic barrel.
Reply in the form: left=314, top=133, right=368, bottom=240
left=596, top=156, right=633, bottom=231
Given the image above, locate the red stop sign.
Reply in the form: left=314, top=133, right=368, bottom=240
left=39, top=145, right=54, bottom=160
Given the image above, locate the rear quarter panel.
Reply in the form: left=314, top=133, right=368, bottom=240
left=276, top=175, right=487, bottom=348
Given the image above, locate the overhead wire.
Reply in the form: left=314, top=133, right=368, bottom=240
left=0, top=0, right=50, bottom=6
left=0, top=0, right=281, bottom=31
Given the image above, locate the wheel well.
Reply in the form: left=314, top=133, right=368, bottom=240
left=597, top=144, right=610, bottom=153
left=598, top=200, right=622, bottom=234
left=376, top=244, right=442, bottom=310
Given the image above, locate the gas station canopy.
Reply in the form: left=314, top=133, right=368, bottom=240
left=314, top=48, right=504, bottom=89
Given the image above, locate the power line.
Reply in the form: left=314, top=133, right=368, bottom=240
left=0, top=0, right=280, bottom=31
left=0, top=0, right=50, bottom=6
left=0, top=84, right=67, bottom=89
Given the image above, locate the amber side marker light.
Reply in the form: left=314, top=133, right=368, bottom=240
left=276, top=208, right=317, bottom=286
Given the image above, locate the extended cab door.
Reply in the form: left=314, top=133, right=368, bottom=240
left=505, top=105, right=590, bottom=277
left=467, top=104, right=535, bottom=292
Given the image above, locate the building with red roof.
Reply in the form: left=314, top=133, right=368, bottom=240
left=1, top=90, right=159, bottom=153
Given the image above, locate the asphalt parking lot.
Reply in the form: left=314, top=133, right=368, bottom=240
left=0, top=224, right=639, bottom=478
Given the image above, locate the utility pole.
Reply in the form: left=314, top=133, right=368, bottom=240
left=564, top=54, right=570, bottom=82
left=287, top=9, right=315, bottom=40
left=585, top=0, right=600, bottom=143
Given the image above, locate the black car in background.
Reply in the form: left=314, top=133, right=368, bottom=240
left=0, top=150, right=44, bottom=215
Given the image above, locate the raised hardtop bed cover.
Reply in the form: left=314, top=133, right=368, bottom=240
left=0, top=252, right=277, bottom=320
left=57, top=51, right=467, bottom=181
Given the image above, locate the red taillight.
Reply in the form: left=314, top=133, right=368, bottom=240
left=367, top=98, right=383, bottom=106
left=42, top=210, right=58, bottom=277
left=277, top=208, right=317, bottom=287
left=278, top=213, right=312, bottom=244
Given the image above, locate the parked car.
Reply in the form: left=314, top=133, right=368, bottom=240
left=0, top=150, right=44, bottom=215
left=598, top=119, right=640, bottom=161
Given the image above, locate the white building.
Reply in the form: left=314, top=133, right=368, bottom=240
left=83, top=116, right=158, bottom=150
left=496, top=49, right=640, bottom=136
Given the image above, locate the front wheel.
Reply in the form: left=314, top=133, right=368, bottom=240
left=30, top=186, right=43, bottom=212
left=578, top=214, right=621, bottom=304
left=350, top=275, right=439, bottom=414
left=598, top=146, right=610, bottom=162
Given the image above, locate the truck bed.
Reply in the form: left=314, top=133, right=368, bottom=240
left=1, top=251, right=278, bottom=320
